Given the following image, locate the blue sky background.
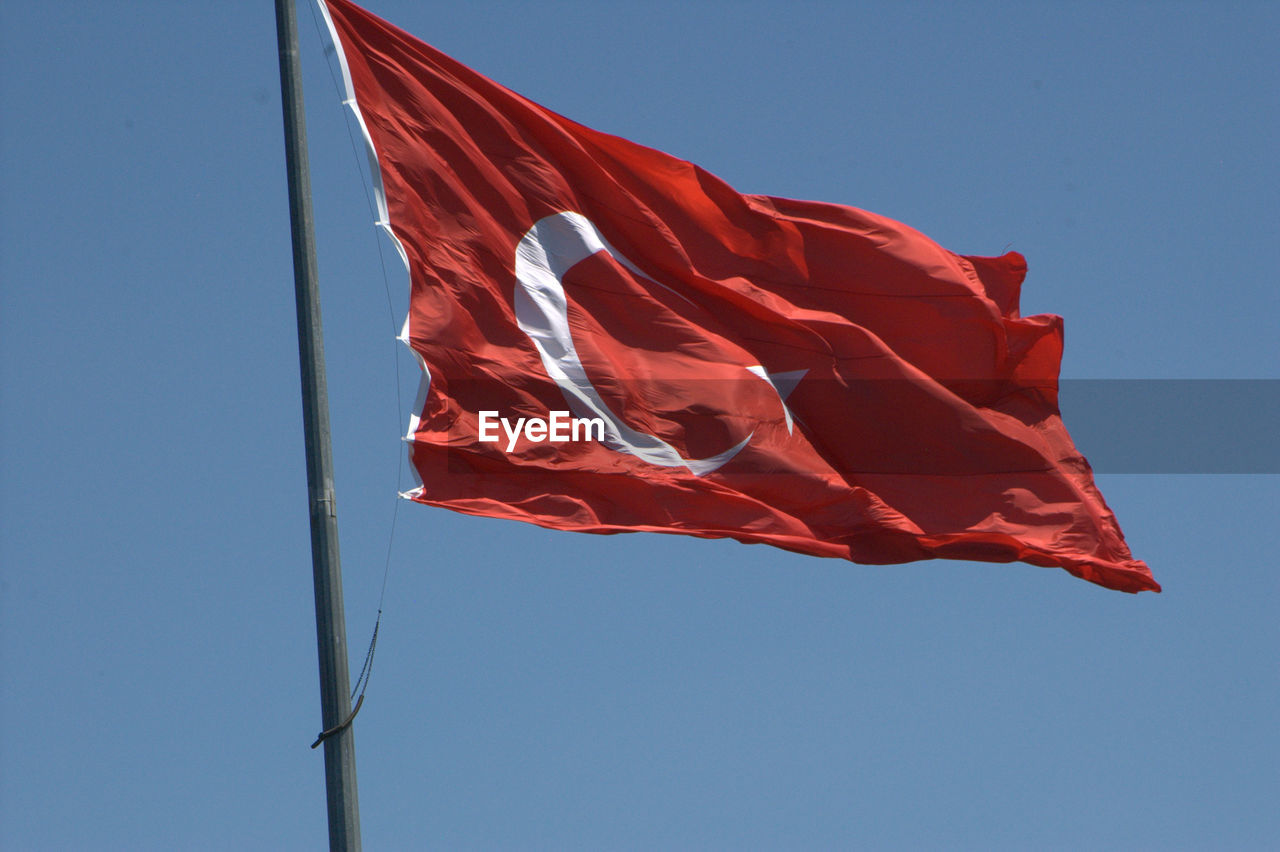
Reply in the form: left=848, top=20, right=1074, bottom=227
left=2, top=1, right=1276, bottom=849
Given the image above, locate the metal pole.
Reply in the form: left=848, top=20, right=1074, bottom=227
left=274, top=0, right=362, bottom=848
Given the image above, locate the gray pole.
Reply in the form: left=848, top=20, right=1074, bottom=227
left=273, top=0, right=362, bottom=848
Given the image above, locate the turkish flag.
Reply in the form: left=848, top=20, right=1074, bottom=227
left=322, top=0, right=1158, bottom=593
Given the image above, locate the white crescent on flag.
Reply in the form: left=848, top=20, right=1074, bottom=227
left=513, top=211, right=802, bottom=475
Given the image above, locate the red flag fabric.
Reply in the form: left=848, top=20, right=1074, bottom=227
left=321, top=0, right=1158, bottom=593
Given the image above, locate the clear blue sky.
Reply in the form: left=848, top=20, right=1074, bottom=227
left=2, top=1, right=1276, bottom=849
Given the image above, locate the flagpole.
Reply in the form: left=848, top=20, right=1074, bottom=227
left=274, top=0, right=362, bottom=849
